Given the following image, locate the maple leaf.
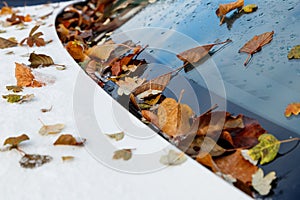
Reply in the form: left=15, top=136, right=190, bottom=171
left=214, top=149, right=258, bottom=186
left=15, top=62, right=44, bottom=87
left=3, top=134, right=30, bottom=149
left=113, top=149, right=133, bottom=161
left=106, top=132, right=125, bottom=141
left=216, top=0, right=244, bottom=25
left=19, top=154, right=52, bottom=169
left=54, top=134, right=86, bottom=146
left=117, top=76, right=145, bottom=96
left=160, top=149, right=187, bottom=166
left=177, top=39, right=232, bottom=64
left=20, top=25, right=46, bottom=47
left=252, top=168, right=276, bottom=196
left=28, top=52, right=54, bottom=68
left=285, top=102, right=300, bottom=117
left=288, top=45, right=300, bottom=59
left=239, top=31, right=274, bottom=66
left=0, top=37, right=18, bottom=49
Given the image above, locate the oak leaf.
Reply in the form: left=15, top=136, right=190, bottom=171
left=177, top=39, right=232, bottom=64
left=19, top=154, right=52, bottom=169
left=288, top=45, right=300, bottom=59
left=28, top=52, right=54, bottom=68
left=252, top=168, right=276, bottom=196
left=239, top=31, right=274, bottom=66
left=3, top=134, right=30, bottom=148
left=54, top=134, right=85, bottom=146
left=216, top=0, right=244, bottom=25
left=20, top=25, right=46, bottom=47
left=160, top=149, right=187, bottom=166
left=0, top=37, right=18, bottom=49
left=15, top=62, right=44, bottom=87
left=285, top=102, right=300, bottom=117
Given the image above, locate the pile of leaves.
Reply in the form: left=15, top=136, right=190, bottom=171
left=53, top=0, right=300, bottom=198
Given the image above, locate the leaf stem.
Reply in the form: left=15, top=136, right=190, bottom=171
left=279, top=137, right=300, bottom=144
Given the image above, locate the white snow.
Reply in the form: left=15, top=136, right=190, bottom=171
left=0, top=1, right=251, bottom=200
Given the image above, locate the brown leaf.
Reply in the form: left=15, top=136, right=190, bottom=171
left=61, top=156, right=74, bottom=162
left=65, top=40, right=86, bottom=61
left=15, top=62, right=44, bottom=87
left=6, top=85, right=23, bottom=93
left=20, top=25, right=46, bottom=47
left=19, top=154, right=52, bottom=169
left=196, top=152, right=219, bottom=172
left=285, top=102, right=300, bottom=117
left=214, top=149, right=258, bottom=186
left=141, top=110, right=159, bottom=127
left=177, top=39, right=232, bottom=64
left=216, top=0, right=244, bottom=25
left=3, top=134, right=30, bottom=148
left=239, top=31, right=274, bottom=66
left=0, top=37, right=18, bottom=49
left=41, top=106, right=52, bottom=113
left=28, top=52, right=54, bottom=68
left=54, top=134, right=85, bottom=146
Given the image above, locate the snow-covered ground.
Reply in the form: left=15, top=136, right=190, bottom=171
left=0, top=1, right=251, bottom=199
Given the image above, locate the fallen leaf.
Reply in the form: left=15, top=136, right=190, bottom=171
left=5, top=51, right=14, bottom=55
left=106, top=131, right=124, bottom=141
left=157, top=97, right=194, bottom=137
left=252, top=168, right=276, bottom=196
left=2, top=94, right=34, bottom=103
left=241, top=4, right=258, bottom=13
left=160, top=149, right=187, bottom=166
left=15, top=62, right=44, bottom=87
left=113, top=149, right=133, bottom=161
left=214, top=149, right=258, bottom=186
left=141, top=110, right=160, bottom=127
left=288, top=45, right=300, bottom=59
left=216, top=0, right=244, bottom=25
left=239, top=31, right=274, bottom=66
left=244, top=133, right=280, bottom=165
left=177, top=39, right=232, bottom=64
left=20, top=25, right=46, bottom=47
left=56, top=66, right=66, bottom=70
left=54, top=134, right=85, bottom=146
left=28, top=52, right=54, bottom=68
left=19, top=154, right=52, bottom=169
left=6, top=85, right=23, bottom=93
left=3, top=134, right=30, bottom=148
left=117, top=76, right=145, bottom=96
left=0, top=30, right=7, bottom=33
left=0, top=37, right=18, bottom=49
left=61, top=156, right=74, bottom=162
left=86, top=44, right=117, bottom=60
left=0, top=2, right=13, bottom=15
left=285, top=102, right=300, bottom=117
left=196, top=152, right=219, bottom=172
left=65, top=40, right=85, bottom=61
left=39, top=123, right=65, bottom=135
left=41, top=106, right=52, bottom=113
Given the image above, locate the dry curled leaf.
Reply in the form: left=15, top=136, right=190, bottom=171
left=15, top=62, right=44, bottom=87
left=285, top=102, right=300, bottom=117
left=288, top=45, right=300, bottom=59
left=19, top=154, right=52, bottom=169
left=2, top=94, right=34, bottom=104
left=160, top=149, right=187, bottom=166
left=252, top=168, right=276, bottom=196
left=239, top=31, right=274, bottom=66
left=113, top=149, right=133, bottom=161
left=0, top=37, right=18, bottom=49
left=28, top=52, right=54, bottom=68
left=243, top=134, right=280, bottom=165
left=41, top=106, right=52, bottom=113
left=6, top=85, right=23, bottom=93
left=54, top=134, right=85, bottom=146
left=39, top=123, right=65, bottom=135
left=177, top=39, right=232, bottom=64
left=65, top=40, right=85, bottom=61
left=3, top=134, right=29, bottom=148
left=106, top=132, right=124, bottom=141
left=20, top=25, right=46, bottom=47
left=61, top=156, right=74, bottom=162
left=216, top=0, right=244, bottom=25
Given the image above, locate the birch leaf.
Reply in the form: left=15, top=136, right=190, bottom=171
left=106, top=132, right=124, bottom=141
left=160, top=150, right=187, bottom=166
left=252, top=168, right=276, bottom=196
left=19, top=154, right=52, bottom=169
left=39, top=123, right=65, bottom=135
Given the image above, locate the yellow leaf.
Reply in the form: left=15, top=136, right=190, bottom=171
left=285, top=102, right=300, bottom=117
left=241, top=4, right=258, bottom=13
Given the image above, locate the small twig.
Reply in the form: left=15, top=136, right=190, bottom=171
left=15, top=147, right=26, bottom=156
left=199, top=104, right=219, bottom=117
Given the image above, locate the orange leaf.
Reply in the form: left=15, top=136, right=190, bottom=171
left=196, top=152, right=219, bottom=172
left=239, top=31, right=274, bottom=66
left=65, top=41, right=85, bottom=61
left=15, top=63, right=44, bottom=87
left=285, top=103, right=300, bottom=117
left=216, top=0, right=244, bottom=25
